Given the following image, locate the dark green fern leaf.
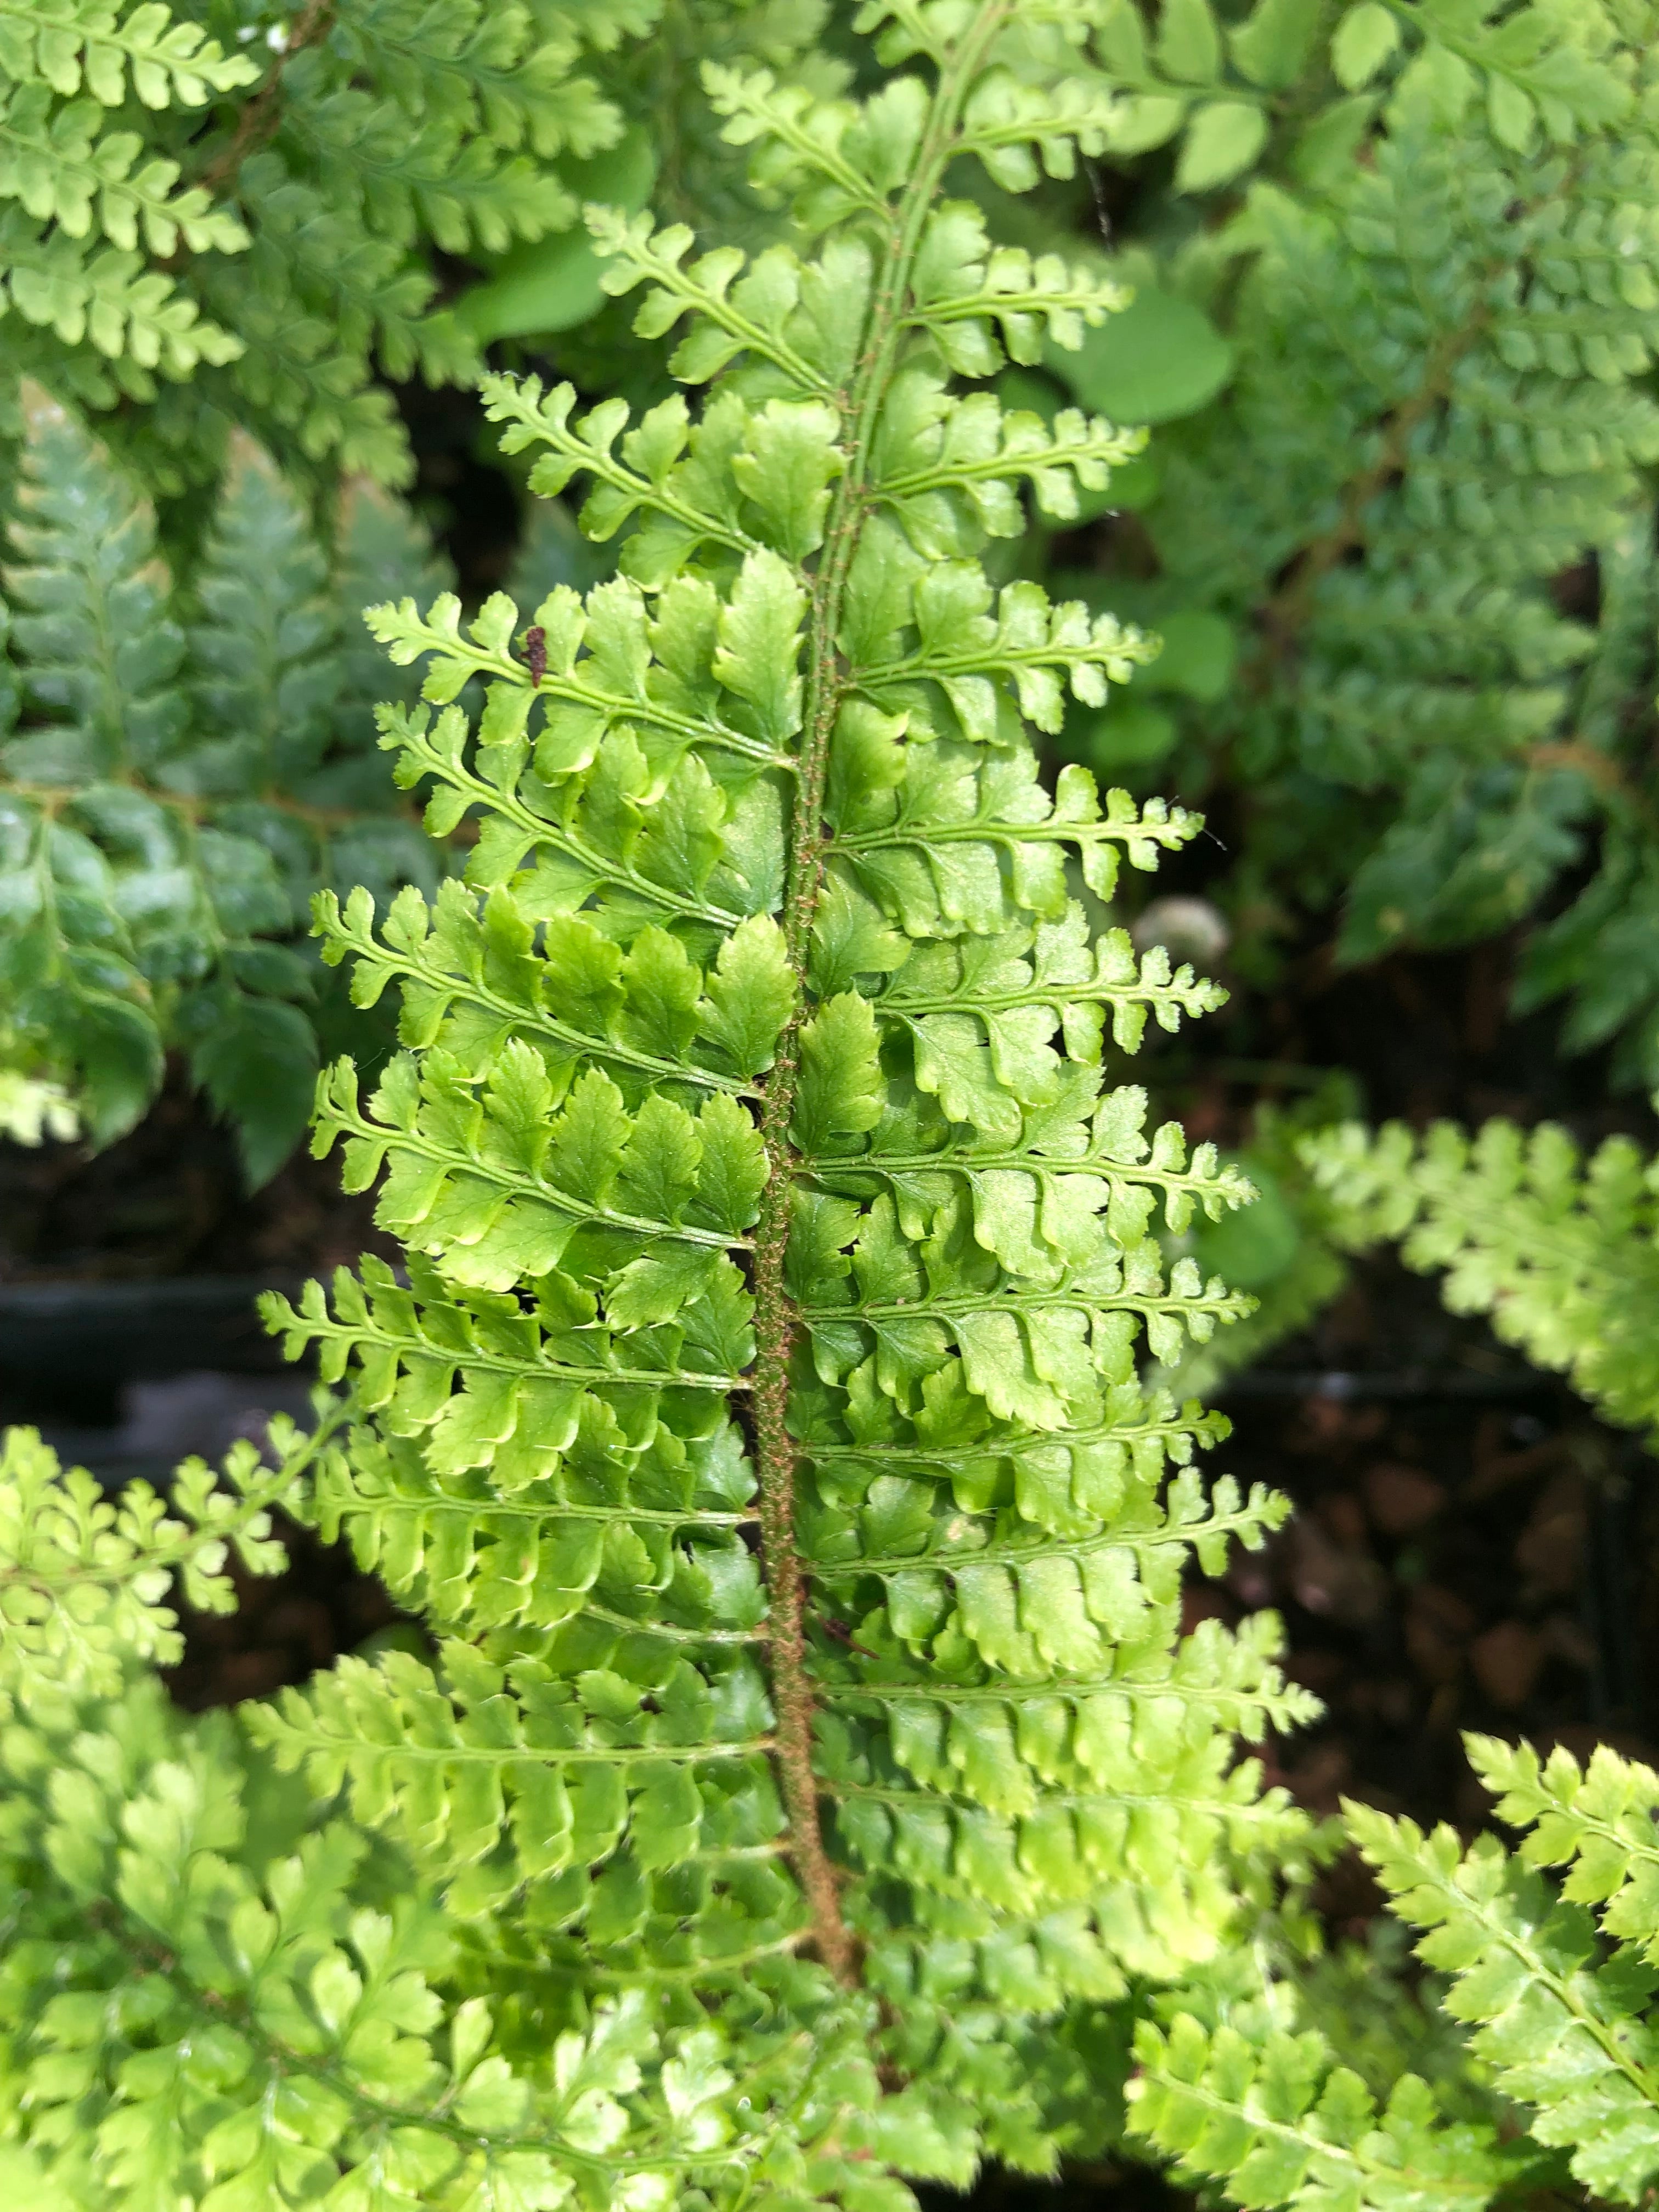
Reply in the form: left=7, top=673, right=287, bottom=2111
left=0, top=0, right=689, bottom=485
left=0, top=385, right=448, bottom=1173
left=1074, top=0, right=1659, bottom=1087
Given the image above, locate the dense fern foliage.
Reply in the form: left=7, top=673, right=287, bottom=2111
left=459, top=0, right=856, bottom=377
left=1061, top=0, right=1659, bottom=1085
left=21, top=4, right=1659, bottom=2207
left=1132, top=1733, right=1659, bottom=2209
left=0, top=0, right=658, bottom=486
left=1136, top=1090, right=1659, bottom=2208
left=0, top=4, right=1345, bottom=2202
left=0, top=381, right=449, bottom=1175
left=0, top=0, right=873, bottom=1173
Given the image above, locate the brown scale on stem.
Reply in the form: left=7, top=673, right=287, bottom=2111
left=737, top=0, right=1013, bottom=1992
left=195, top=0, right=336, bottom=200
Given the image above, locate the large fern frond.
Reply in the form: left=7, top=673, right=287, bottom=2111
left=0, top=6, right=1321, bottom=2202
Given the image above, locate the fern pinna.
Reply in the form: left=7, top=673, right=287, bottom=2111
left=0, top=5, right=1317, bottom=2203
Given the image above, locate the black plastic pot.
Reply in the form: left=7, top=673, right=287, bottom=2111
left=0, top=1276, right=311, bottom=1485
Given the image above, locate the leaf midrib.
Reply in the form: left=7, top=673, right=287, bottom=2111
left=741, top=0, right=1016, bottom=1990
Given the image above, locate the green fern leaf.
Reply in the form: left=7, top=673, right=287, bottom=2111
left=1074, top=0, right=1659, bottom=1081
left=1127, top=2010, right=1520, bottom=2210
left=1302, top=1113, right=1659, bottom=1435
left=0, top=0, right=693, bottom=483
left=1352, top=1783, right=1659, bottom=2206
left=0, top=382, right=449, bottom=1170
left=0, top=1419, right=300, bottom=1699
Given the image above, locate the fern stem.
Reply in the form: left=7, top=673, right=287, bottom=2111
left=828, top=1781, right=1273, bottom=1818
left=195, top=0, right=336, bottom=199
left=1255, top=309, right=1491, bottom=659
left=572, top=1604, right=768, bottom=1645
left=1409, top=1876, right=1659, bottom=2105
left=745, top=0, right=1012, bottom=1991
left=805, top=1152, right=1238, bottom=1200
left=270, top=1732, right=775, bottom=1767
left=318, top=1493, right=756, bottom=1530
left=318, top=951, right=762, bottom=1100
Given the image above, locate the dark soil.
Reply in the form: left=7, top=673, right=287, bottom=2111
left=0, top=1058, right=394, bottom=1285
left=1215, top=1266, right=1657, bottom=1861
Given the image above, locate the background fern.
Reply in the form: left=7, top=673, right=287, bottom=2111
left=0, top=381, right=453, bottom=1175
left=1114, top=1079, right=1659, bottom=2212
left=0, top=0, right=882, bottom=1178
left=0, top=0, right=868, bottom=491
left=1131, top=1734, right=1659, bottom=2210
left=1302, top=1109, right=1659, bottom=1438
left=0, top=0, right=660, bottom=487
left=1029, top=0, right=1659, bottom=1093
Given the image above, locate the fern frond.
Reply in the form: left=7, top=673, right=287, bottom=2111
left=1351, top=1786, right=1659, bottom=2207
left=0, top=1419, right=301, bottom=1700
left=0, top=0, right=678, bottom=481
left=1470, top=1734, right=1659, bottom=1969
left=254, top=0, right=1302, bottom=2149
left=0, top=0, right=259, bottom=108
left=0, top=81, right=249, bottom=257
left=1301, top=1113, right=1659, bottom=1434
left=2, top=8, right=1321, bottom=2201
left=327, top=0, right=620, bottom=159
left=185, top=430, right=342, bottom=800
left=1126, top=2012, right=1518, bottom=2210
left=0, top=1677, right=766, bottom=2212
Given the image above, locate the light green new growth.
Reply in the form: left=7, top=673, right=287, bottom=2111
left=0, top=4, right=1325, bottom=2203
left=1130, top=1735, right=1659, bottom=2210
left=0, top=1419, right=299, bottom=1699
left=1301, top=1113, right=1659, bottom=1436
left=0, top=381, right=450, bottom=1176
